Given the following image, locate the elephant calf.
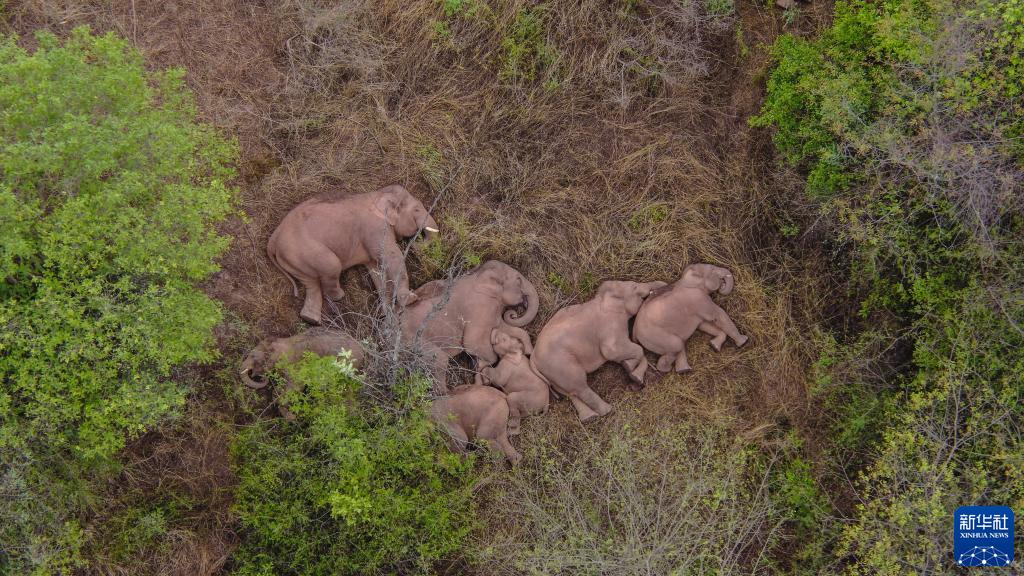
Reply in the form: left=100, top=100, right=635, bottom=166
left=240, top=328, right=365, bottom=419
left=531, top=280, right=666, bottom=422
left=476, top=327, right=549, bottom=435
left=430, top=385, right=521, bottom=464
left=633, top=263, right=748, bottom=373
left=267, top=184, right=439, bottom=325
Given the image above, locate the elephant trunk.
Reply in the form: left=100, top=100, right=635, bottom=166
left=421, top=214, right=439, bottom=241
left=718, top=267, right=735, bottom=295
left=503, top=275, right=539, bottom=327
left=240, top=362, right=267, bottom=389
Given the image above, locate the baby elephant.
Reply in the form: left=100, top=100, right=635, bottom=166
left=240, top=328, right=365, bottom=419
left=633, top=263, right=748, bottom=373
left=431, top=385, right=521, bottom=464
left=532, top=280, right=666, bottom=422
left=476, top=326, right=549, bottom=435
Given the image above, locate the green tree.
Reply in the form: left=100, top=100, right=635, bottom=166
left=0, top=28, right=235, bottom=573
left=754, top=0, right=1024, bottom=573
left=230, top=354, right=477, bottom=575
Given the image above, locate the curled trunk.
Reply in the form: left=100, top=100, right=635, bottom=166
left=718, top=267, right=735, bottom=295
left=504, top=275, right=539, bottom=327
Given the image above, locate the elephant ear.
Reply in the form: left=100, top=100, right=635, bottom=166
left=597, top=282, right=627, bottom=314
left=373, top=192, right=401, bottom=227
left=471, top=268, right=502, bottom=299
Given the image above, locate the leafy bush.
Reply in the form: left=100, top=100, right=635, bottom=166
left=0, top=27, right=235, bottom=572
left=230, top=353, right=478, bottom=575
left=754, top=0, right=1024, bottom=572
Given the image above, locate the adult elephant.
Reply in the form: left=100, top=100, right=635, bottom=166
left=267, top=184, right=439, bottom=324
left=531, top=280, right=666, bottom=422
left=402, top=260, right=539, bottom=392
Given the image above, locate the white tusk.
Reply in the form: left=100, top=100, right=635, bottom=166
left=240, top=368, right=250, bottom=375
left=424, top=226, right=439, bottom=233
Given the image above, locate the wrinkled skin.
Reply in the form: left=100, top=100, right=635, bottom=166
left=401, top=260, right=539, bottom=393
left=476, top=327, right=549, bottom=435
left=430, top=385, right=521, bottom=464
left=239, top=328, right=365, bottom=419
left=267, top=184, right=439, bottom=324
left=633, top=263, right=748, bottom=373
left=531, top=280, right=666, bottom=422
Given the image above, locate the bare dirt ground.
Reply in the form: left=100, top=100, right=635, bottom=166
left=6, top=1, right=835, bottom=573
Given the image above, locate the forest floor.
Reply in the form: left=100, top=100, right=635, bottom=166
left=7, top=1, right=837, bottom=573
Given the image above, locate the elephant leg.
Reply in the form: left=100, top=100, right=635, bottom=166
left=298, top=278, right=323, bottom=325
left=709, top=304, right=748, bottom=348
left=673, top=345, right=692, bottom=373
left=496, top=434, right=522, bottom=464
left=506, top=393, right=523, bottom=436
left=425, top=344, right=452, bottom=395
left=575, top=385, right=613, bottom=420
left=699, top=321, right=727, bottom=351
left=376, top=240, right=415, bottom=305
left=601, top=338, right=649, bottom=384
left=569, top=394, right=600, bottom=422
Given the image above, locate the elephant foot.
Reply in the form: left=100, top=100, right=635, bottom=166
left=597, top=403, right=613, bottom=417
left=628, top=364, right=647, bottom=384
left=397, top=290, right=418, bottom=307
left=656, top=355, right=676, bottom=373
left=627, top=381, right=644, bottom=392
left=324, top=286, right=346, bottom=301
left=674, top=358, right=692, bottom=373
left=710, top=335, right=726, bottom=352
left=578, top=411, right=600, bottom=423
left=735, top=334, right=750, bottom=348
left=299, top=297, right=323, bottom=325
left=299, top=310, right=322, bottom=325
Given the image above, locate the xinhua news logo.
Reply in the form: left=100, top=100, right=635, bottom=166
left=954, top=506, right=1014, bottom=567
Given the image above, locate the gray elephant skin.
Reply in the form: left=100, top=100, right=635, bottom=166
left=267, top=184, right=439, bottom=325
left=240, top=328, right=365, bottom=419
left=633, top=263, right=748, bottom=373
left=477, top=326, right=549, bottom=435
left=401, top=260, right=539, bottom=392
left=431, top=385, right=521, bottom=464
left=531, top=280, right=666, bottom=422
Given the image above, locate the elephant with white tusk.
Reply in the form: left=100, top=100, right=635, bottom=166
left=267, top=184, right=439, bottom=325
left=401, top=260, right=540, bottom=393
left=239, top=328, right=365, bottom=419
left=633, top=263, right=749, bottom=373
left=531, top=280, right=667, bottom=422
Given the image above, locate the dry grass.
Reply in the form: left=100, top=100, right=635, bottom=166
left=5, top=0, right=836, bottom=573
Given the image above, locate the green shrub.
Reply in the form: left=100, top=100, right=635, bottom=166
left=755, top=0, right=1024, bottom=572
left=230, top=354, right=478, bottom=575
left=0, top=27, right=235, bottom=573
left=500, top=8, right=556, bottom=83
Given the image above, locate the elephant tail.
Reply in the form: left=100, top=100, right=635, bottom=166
left=528, top=354, right=554, bottom=388
left=267, top=230, right=300, bottom=297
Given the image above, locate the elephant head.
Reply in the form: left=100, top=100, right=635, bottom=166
left=473, top=261, right=539, bottom=327
left=681, top=263, right=734, bottom=295
left=491, top=326, right=533, bottom=357
left=239, top=340, right=281, bottom=389
left=374, top=185, right=439, bottom=241
left=597, top=280, right=668, bottom=316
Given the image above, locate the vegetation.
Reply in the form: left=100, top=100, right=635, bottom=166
left=1, top=0, right=1020, bottom=574
left=0, top=27, right=235, bottom=573
left=754, top=0, right=1024, bottom=572
left=230, top=353, right=477, bottom=575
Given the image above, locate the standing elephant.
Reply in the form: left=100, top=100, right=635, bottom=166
left=476, top=326, right=549, bottom=435
left=240, top=328, right=365, bottom=419
left=431, top=385, right=521, bottom=464
left=401, top=260, right=539, bottom=392
left=267, top=184, right=439, bottom=325
left=531, top=280, right=666, bottom=422
left=633, top=263, right=748, bottom=373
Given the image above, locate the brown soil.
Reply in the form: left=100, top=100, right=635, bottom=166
left=5, top=0, right=835, bottom=573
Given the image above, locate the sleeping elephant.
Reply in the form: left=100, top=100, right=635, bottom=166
left=267, top=184, right=439, bottom=325
left=531, top=280, right=666, bottom=422
left=476, top=326, right=549, bottom=435
left=431, top=384, right=521, bottom=464
left=401, top=260, right=539, bottom=393
left=240, top=328, right=365, bottom=419
left=633, top=263, right=748, bottom=373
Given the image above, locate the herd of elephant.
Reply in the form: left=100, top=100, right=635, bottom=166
left=239, top=185, right=749, bottom=463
